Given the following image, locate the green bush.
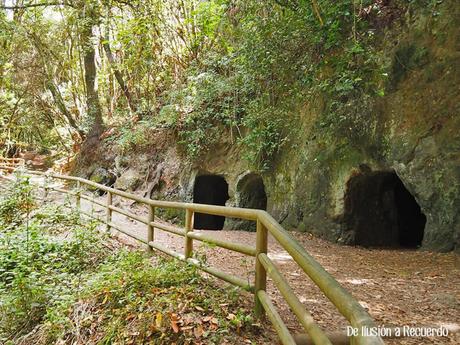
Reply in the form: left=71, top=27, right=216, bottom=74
left=42, top=251, right=256, bottom=345
left=0, top=174, right=35, bottom=226
left=0, top=187, right=108, bottom=341
left=0, top=181, right=261, bottom=344
left=156, top=0, right=388, bottom=166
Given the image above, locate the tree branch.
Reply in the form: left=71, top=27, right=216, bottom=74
left=0, top=1, right=73, bottom=10
left=101, top=36, right=137, bottom=113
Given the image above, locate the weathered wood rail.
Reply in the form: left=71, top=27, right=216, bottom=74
left=0, top=157, right=384, bottom=345
left=0, top=157, right=24, bottom=169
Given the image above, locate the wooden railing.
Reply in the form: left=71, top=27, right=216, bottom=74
left=0, top=157, right=25, bottom=170
left=0, top=163, right=384, bottom=345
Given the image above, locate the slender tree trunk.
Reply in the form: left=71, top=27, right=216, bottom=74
left=102, top=36, right=137, bottom=113
left=81, top=4, right=104, bottom=139
left=27, top=32, right=85, bottom=138
left=46, top=81, right=86, bottom=138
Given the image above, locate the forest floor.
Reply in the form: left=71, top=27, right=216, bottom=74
left=36, top=178, right=460, bottom=344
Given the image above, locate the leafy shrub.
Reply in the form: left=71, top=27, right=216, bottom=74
left=147, top=0, right=387, bottom=168
left=106, top=118, right=158, bottom=154
left=175, top=59, right=249, bottom=159
left=0, top=174, right=35, bottom=226
left=0, top=180, right=263, bottom=344
left=0, top=194, right=108, bottom=342
left=239, top=105, right=289, bottom=171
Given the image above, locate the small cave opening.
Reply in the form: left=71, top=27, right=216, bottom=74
left=343, top=170, right=426, bottom=248
left=233, top=173, right=267, bottom=231
left=237, top=174, right=267, bottom=210
left=193, top=175, right=229, bottom=230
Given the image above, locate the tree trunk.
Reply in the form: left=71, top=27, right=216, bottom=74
left=102, top=36, right=137, bottom=114
left=46, top=81, right=86, bottom=139
left=81, top=4, right=104, bottom=139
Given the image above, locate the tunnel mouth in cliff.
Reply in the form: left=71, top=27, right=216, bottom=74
left=193, top=175, right=229, bottom=230
left=237, top=173, right=267, bottom=211
left=231, top=173, right=267, bottom=231
left=344, top=170, right=426, bottom=248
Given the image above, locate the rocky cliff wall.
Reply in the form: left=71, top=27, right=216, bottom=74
left=78, top=1, right=459, bottom=252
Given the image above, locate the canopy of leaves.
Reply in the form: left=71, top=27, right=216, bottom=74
left=1, top=0, right=431, bottom=168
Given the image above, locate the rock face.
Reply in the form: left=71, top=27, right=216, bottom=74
left=89, top=168, right=116, bottom=193
left=114, top=168, right=143, bottom=191
left=176, top=1, right=459, bottom=251
left=258, top=1, right=460, bottom=252
left=77, top=1, right=459, bottom=252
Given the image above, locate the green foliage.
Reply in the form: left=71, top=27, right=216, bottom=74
left=234, top=0, right=388, bottom=142
left=1, top=0, right=441, bottom=168
left=40, top=251, right=258, bottom=344
left=239, top=106, right=289, bottom=171
left=107, top=118, right=157, bottom=154
left=0, top=174, right=35, bottom=226
left=150, top=53, right=248, bottom=159
left=0, top=198, right=107, bottom=341
left=158, top=104, right=181, bottom=128
left=154, top=0, right=391, bottom=168
left=0, top=181, right=261, bottom=344
left=192, top=0, right=228, bottom=49
left=0, top=9, right=77, bottom=153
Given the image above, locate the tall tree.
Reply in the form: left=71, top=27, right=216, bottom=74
left=80, top=1, right=104, bottom=139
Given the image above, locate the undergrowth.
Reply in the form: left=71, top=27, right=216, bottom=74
left=0, top=176, right=266, bottom=345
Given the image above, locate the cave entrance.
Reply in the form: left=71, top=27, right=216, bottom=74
left=234, top=174, right=267, bottom=231
left=238, top=174, right=267, bottom=210
left=344, top=170, right=426, bottom=248
left=193, top=175, right=229, bottom=230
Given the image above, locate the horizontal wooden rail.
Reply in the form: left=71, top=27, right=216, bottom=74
left=0, top=164, right=384, bottom=345
left=257, top=290, right=297, bottom=345
left=80, top=193, right=106, bottom=208
left=28, top=170, right=259, bottom=219
left=151, top=221, right=185, bottom=236
left=111, top=222, right=147, bottom=243
left=191, top=258, right=253, bottom=291
left=109, top=204, right=149, bottom=224
left=150, top=241, right=185, bottom=259
left=79, top=209, right=105, bottom=223
left=50, top=186, right=77, bottom=196
left=149, top=241, right=252, bottom=291
left=188, top=231, right=256, bottom=256
left=258, top=213, right=382, bottom=345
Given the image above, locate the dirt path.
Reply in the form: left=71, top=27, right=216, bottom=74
left=26, top=178, right=460, bottom=344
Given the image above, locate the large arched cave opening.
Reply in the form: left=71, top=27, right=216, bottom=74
left=193, top=175, right=229, bottom=230
left=343, top=170, right=426, bottom=248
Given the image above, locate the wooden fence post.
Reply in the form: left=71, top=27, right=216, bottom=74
left=184, top=209, right=193, bottom=259
left=147, top=205, right=155, bottom=252
left=43, top=175, right=49, bottom=200
left=76, top=181, right=81, bottom=211
left=106, top=191, right=112, bottom=232
left=255, top=218, right=268, bottom=318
